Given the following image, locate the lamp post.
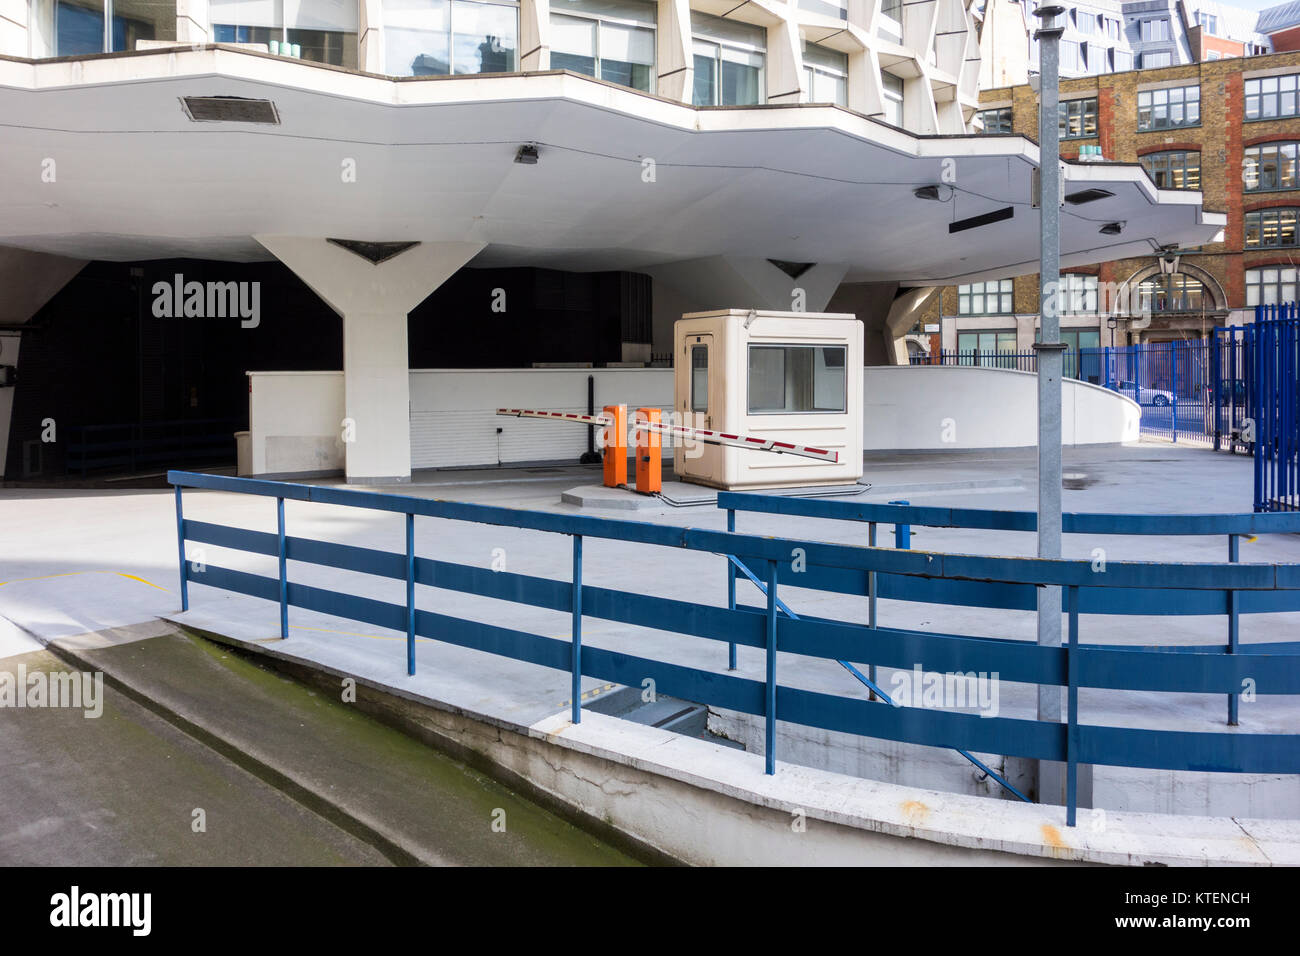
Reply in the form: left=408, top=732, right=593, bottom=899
left=1033, top=3, right=1071, bottom=810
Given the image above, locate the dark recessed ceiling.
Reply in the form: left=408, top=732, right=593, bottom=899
left=326, top=239, right=421, bottom=264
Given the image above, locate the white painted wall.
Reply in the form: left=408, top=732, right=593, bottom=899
left=246, top=364, right=1139, bottom=475
left=864, top=365, right=1140, bottom=451
left=247, top=371, right=346, bottom=475
left=410, top=368, right=674, bottom=469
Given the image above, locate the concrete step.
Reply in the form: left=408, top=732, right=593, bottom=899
left=42, top=627, right=638, bottom=866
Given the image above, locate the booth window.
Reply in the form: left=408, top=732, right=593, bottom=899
left=550, top=0, right=656, bottom=93
left=747, top=345, right=846, bottom=414
left=690, top=346, right=709, bottom=411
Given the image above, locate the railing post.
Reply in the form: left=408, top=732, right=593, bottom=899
left=1228, top=533, right=1240, bottom=726
left=277, top=496, right=288, bottom=639
left=571, top=534, right=583, bottom=725
left=1066, top=584, right=1079, bottom=828
left=888, top=500, right=911, bottom=549
left=174, top=484, right=189, bottom=612
left=727, top=509, right=737, bottom=671
left=406, top=512, right=416, bottom=677
left=765, top=558, right=778, bottom=775
left=867, top=521, right=878, bottom=702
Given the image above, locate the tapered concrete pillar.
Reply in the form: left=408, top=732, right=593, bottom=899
left=255, top=237, right=485, bottom=483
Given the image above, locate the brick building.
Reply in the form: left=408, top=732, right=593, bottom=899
left=925, top=50, right=1300, bottom=368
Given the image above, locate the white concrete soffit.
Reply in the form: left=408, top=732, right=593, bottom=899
left=0, top=46, right=1225, bottom=285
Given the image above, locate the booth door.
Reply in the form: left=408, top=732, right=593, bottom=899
left=680, top=333, right=723, bottom=483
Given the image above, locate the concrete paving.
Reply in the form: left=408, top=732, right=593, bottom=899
left=0, top=625, right=637, bottom=865
left=2, top=442, right=1297, bottom=821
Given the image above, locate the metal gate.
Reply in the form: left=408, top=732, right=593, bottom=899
left=1254, top=303, right=1300, bottom=513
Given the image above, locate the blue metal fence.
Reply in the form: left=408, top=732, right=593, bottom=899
left=1254, top=304, right=1300, bottom=512
left=169, top=471, right=1300, bottom=827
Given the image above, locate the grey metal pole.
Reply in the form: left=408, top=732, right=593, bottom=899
left=1034, top=5, right=1069, bottom=807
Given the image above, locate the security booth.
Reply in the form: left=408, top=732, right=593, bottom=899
left=673, top=310, right=863, bottom=490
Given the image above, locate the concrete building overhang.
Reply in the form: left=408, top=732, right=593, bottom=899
left=0, top=46, right=1225, bottom=286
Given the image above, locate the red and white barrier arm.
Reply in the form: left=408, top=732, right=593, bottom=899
left=630, top=419, right=838, bottom=463
left=495, top=408, right=838, bottom=464
left=496, top=408, right=612, bottom=426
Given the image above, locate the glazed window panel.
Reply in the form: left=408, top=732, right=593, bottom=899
left=1059, top=98, right=1097, bottom=138
left=691, top=12, right=765, bottom=106
left=957, top=279, right=1014, bottom=316
left=1138, top=274, right=1209, bottom=313
left=1140, top=151, right=1201, bottom=190
left=1246, top=267, right=1298, bottom=306
left=976, top=107, right=1012, bottom=134
left=1246, top=73, right=1300, bottom=121
left=1244, top=143, right=1300, bottom=192
left=1137, top=85, right=1200, bottom=131
left=1245, top=209, right=1300, bottom=248
left=747, top=346, right=847, bottom=414
left=1060, top=274, right=1098, bottom=313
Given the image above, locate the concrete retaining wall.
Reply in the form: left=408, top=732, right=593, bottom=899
left=246, top=364, right=1140, bottom=475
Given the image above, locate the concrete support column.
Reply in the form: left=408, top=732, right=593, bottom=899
left=0, top=248, right=87, bottom=478
left=358, top=0, right=384, bottom=73
left=657, top=0, right=692, bottom=102
left=768, top=19, right=804, bottom=104
left=254, top=236, right=485, bottom=483
left=176, top=0, right=210, bottom=45
left=520, top=0, right=550, bottom=70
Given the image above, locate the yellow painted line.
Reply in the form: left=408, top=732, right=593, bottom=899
left=558, top=682, right=617, bottom=708
left=0, top=569, right=170, bottom=592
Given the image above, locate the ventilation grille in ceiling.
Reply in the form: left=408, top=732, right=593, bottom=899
left=181, top=96, right=280, bottom=124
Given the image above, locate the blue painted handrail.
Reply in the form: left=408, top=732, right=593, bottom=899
left=169, top=470, right=1300, bottom=827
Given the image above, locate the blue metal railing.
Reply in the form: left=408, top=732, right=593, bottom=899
left=1254, top=304, right=1300, bottom=513
left=719, top=492, right=1300, bottom=727
left=170, top=470, right=1300, bottom=827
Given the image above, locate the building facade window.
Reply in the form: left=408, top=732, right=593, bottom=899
left=956, top=330, right=1017, bottom=367
left=691, top=12, right=764, bottom=106
left=1140, top=150, right=1201, bottom=190
left=1245, top=74, right=1300, bottom=121
left=1142, top=51, right=1172, bottom=68
left=1113, top=49, right=1133, bottom=71
left=1245, top=208, right=1300, bottom=248
left=1244, top=143, right=1300, bottom=192
left=957, top=279, right=1013, bottom=316
left=550, top=0, right=656, bottom=93
left=1059, top=97, right=1097, bottom=138
left=383, top=0, right=515, bottom=76
left=1060, top=40, right=1081, bottom=72
left=976, top=107, right=1013, bottom=134
left=34, top=0, right=178, bottom=56
left=881, top=72, right=903, bottom=126
left=747, top=346, right=847, bottom=414
left=1141, top=18, right=1170, bottom=42
left=1197, top=12, right=1217, bottom=33
left=803, top=42, right=847, bottom=106
left=1138, top=273, right=1209, bottom=312
left=1246, top=266, right=1298, bottom=306
left=213, top=0, right=358, bottom=66
left=1137, top=85, right=1200, bottom=130
left=1059, top=274, right=1098, bottom=313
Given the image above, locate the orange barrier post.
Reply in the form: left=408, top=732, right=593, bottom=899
left=634, top=407, right=662, bottom=495
left=601, top=404, right=627, bottom=488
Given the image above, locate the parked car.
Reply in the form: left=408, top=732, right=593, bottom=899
left=1114, top=380, right=1174, bottom=406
